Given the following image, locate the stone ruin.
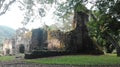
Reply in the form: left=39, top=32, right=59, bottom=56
left=29, top=28, right=47, bottom=51
left=2, top=11, right=103, bottom=56
left=28, top=11, right=103, bottom=54
left=15, top=28, right=31, bottom=54
left=47, top=30, right=65, bottom=50
left=2, top=28, right=31, bottom=55
left=2, top=28, right=47, bottom=55
left=65, top=12, right=103, bottom=54
left=2, top=38, right=15, bottom=55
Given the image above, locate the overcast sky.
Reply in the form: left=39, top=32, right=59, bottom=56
left=0, top=2, right=23, bottom=29
left=0, top=0, right=93, bottom=30
left=0, top=2, right=56, bottom=30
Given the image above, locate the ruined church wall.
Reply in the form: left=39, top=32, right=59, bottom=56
left=29, top=28, right=47, bottom=51
left=47, top=30, right=66, bottom=50
left=2, top=39, right=15, bottom=55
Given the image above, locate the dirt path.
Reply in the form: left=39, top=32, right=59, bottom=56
left=0, top=61, right=120, bottom=67
left=0, top=61, right=80, bottom=67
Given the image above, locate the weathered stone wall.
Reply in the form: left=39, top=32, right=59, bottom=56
left=2, top=38, right=15, bottom=55
left=47, top=30, right=65, bottom=50
left=46, top=11, right=103, bottom=54
left=24, top=11, right=104, bottom=59
left=66, top=11, right=103, bottom=54
left=15, top=28, right=31, bottom=54
left=2, top=28, right=31, bottom=55
left=3, top=12, right=103, bottom=56
left=29, top=28, right=47, bottom=51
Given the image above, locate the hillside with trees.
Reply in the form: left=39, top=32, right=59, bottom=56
left=0, top=25, right=15, bottom=45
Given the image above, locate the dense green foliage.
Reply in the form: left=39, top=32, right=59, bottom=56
left=88, top=0, right=120, bottom=54
left=0, top=25, right=15, bottom=45
left=25, top=54, right=120, bottom=65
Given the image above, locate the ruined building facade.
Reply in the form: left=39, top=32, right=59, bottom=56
left=2, top=11, right=103, bottom=55
left=2, top=38, right=15, bottom=55
left=29, top=28, right=47, bottom=51
left=2, top=28, right=31, bottom=55
left=29, top=12, right=103, bottom=54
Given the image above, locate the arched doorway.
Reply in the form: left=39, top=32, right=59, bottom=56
left=6, top=48, right=10, bottom=55
left=19, top=44, right=25, bottom=53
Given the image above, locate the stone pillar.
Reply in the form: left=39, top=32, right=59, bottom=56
left=29, top=28, right=47, bottom=51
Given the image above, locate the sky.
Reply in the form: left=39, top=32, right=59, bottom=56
left=0, top=0, right=93, bottom=30
left=0, top=1, right=56, bottom=30
left=0, top=2, right=23, bottom=29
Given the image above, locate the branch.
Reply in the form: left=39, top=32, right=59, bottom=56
left=0, top=0, right=16, bottom=16
left=0, top=0, right=5, bottom=10
left=90, top=13, right=97, bottom=21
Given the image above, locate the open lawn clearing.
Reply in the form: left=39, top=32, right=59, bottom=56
left=25, top=54, right=120, bottom=65
left=0, top=56, right=15, bottom=61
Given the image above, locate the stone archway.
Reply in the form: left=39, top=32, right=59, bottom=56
left=19, top=44, right=25, bottom=53
left=5, top=48, right=10, bottom=55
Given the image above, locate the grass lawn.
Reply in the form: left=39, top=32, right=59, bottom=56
left=0, top=56, right=15, bottom=61
left=25, top=54, right=120, bottom=65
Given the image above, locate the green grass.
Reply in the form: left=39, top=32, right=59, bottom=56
left=25, top=54, right=120, bottom=65
left=0, top=56, right=15, bottom=61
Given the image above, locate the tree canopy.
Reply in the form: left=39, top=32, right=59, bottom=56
left=0, top=0, right=16, bottom=15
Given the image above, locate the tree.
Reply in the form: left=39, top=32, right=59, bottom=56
left=19, top=0, right=57, bottom=25
left=55, top=0, right=120, bottom=55
left=0, top=0, right=16, bottom=15
left=91, top=0, right=120, bottom=56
